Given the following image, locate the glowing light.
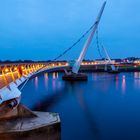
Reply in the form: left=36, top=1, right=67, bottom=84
left=21, top=66, right=24, bottom=69
left=14, top=67, right=17, bottom=71
left=5, top=68, right=9, bottom=73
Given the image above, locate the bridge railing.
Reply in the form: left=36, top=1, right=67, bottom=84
left=0, top=62, right=68, bottom=89
left=1, top=60, right=134, bottom=89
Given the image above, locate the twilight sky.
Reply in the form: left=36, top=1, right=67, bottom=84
left=0, top=0, right=140, bottom=60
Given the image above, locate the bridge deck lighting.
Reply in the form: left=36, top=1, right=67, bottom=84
left=21, top=66, right=24, bottom=69
left=14, top=67, right=17, bottom=71
left=5, top=68, right=9, bottom=73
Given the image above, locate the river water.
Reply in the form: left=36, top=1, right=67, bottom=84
left=21, top=72, right=140, bottom=140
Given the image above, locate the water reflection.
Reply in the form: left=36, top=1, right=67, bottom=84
left=53, top=72, right=58, bottom=79
left=52, top=72, right=60, bottom=91
left=75, top=85, right=100, bottom=140
left=35, top=76, right=38, bottom=90
left=92, top=73, right=97, bottom=81
left=122, top=75, right=126, bottom=94
left=91, top=73, right=116, bottom=92
left=32, top=82, right=69, bottom=111
left=44, top=73, right=48, bottom=89
left=134, top=72, right=140, bottom=79
left=134, top=72, right=140, bottom=88
left=115, top=75, right=119, bottom=90
left=22, top=72, right=140, bottom=140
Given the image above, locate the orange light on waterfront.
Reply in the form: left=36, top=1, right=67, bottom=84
left=134, top=60, right=140, bottom=65
left=94, top=62, right=97, bottom=65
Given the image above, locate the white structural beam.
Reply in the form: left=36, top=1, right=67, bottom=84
left=72, top=1, right=106, bottom=74
left=102, top=46, right=116, bottom=71
left=102, top=45, right=111, bottom=63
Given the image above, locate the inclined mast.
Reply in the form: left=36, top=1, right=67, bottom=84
left=72, top=1, right=107, bottom=74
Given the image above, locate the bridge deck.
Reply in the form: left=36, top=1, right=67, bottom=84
left=0, top=62, right=140, bottom=89
left=0, top=62, right=68, bottom=89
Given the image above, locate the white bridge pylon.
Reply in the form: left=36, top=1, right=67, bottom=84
left=72, top=1, right=107, bottom=74
left=102, top=45, right=116, bottom=71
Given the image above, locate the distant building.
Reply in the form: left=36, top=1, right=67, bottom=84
left=134, top=59, right=140, bottom=65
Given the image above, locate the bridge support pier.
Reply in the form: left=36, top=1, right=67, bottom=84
left=0, top=104, right=61, bottom=140
left=62, top=72, right=88, bottom=81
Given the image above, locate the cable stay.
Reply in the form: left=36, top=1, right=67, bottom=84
left=62, top=1, right=107, bottom=81
left=95, top=22, right=119, bottom=72
left=72, top=1, right=106, bottom=74
left=53, top=23, right=97, bottom=61
left=96, top=29, right=104, bottom=59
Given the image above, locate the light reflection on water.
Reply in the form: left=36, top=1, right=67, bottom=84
left=35, top=76, right=38, bottom=90
left=122, top=75, right=126, bottom=94
left=52, top=72, right=58, bottom=79
left=21, top=72, right=140, bottom=140
left=134, top=72, right=140, bottom=88
left=134, top=72, right=140, bottom=78
left=44, top=73, right=48, bottom=90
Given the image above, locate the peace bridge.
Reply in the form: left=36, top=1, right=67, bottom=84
left=0, top=60, right=140, bottom=89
